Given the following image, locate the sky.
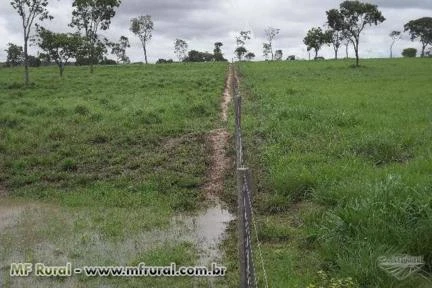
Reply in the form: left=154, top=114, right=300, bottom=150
left=0, top=0, right=431, bottom=63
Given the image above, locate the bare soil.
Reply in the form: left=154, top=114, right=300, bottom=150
left=203, top=65, right=233, bottom=197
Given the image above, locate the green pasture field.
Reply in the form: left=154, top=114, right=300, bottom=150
left=238, top=58, right=432, bottom=287
left=0, top=63, right=232, bottom=287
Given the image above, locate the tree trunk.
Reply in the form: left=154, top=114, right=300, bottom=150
left=390, top=42, right=394, bottom=58
left=334, top=48, right=338, bottom=60
left=421, top=43, right=426, bottom=58
left=143, top=40, right=148, bottom=64
left=59, top=63, right=64, bottom=77
left=90, top=44, right=94, bottom=73
left=314, top=49, right=318, bottom=59
left=345, top=44, right=349, bottom=59
left=354, top=40, right=359, bottom=67
left=24, top=37, right=29, bottom=85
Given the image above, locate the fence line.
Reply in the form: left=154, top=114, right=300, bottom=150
left=232, top=64, right=262, bottom=288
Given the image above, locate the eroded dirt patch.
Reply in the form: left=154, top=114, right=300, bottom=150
left=0, top=200, right=34, bottom=230
left=203, top=129, right=231, bottom=197
left=203, top=65, right=233, bottom=197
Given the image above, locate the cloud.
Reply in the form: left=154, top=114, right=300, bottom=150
left=371, top=0, right=432, bottom=9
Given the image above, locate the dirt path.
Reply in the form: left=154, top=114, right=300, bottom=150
left=222, top=65, right=233, bottom=122
left=203, top=65, right=233, bottom=197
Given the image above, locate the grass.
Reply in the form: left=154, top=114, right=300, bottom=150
left=238, top=58, right=432, bottom=287
left=0, top=62, right=233, bottom=287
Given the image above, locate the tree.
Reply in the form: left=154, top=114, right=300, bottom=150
left=35, top=26, right=82, bottom=77
left=111, top=36, right=130, bottom=64
left=75, top=39, right=107, bottom=66
left=236, top=31, right=251, bottom=48
left=235, top=46, right=247, bottom=61
left=213, top=42, right=227, bottom=61
left=183, top=50, right=214, bottom=62
left=99, top=57, right=116, bottom=65
left=235, top=31, right=251, bottom=61
left=389, top=31, right=401, bottom=58
left=343, top=38, right=350, bottom=58
left=27, top=55, right=41, bottom=67
left=404, top=17, right=432, bottom=57
left=245, top=52, right=255, bottom=61
left=5, top=43, right=23, bottom=67
left=174, top=39, right=188, bottom=62
left=156, top=58, right=173, bottom=64
left=326, top=29, right=344, bottom=59
left=70, top=0, right=121, bottom=73
left=342, top=30, right=351, bottom=58
left=10, top=0, right=53, bottom=85
left=264, top=27, right=280, bottom=60
left=327, top=1, right=385, bottom=66
left=214, top=42, right=223, bottom=53
left=38, top=52, right=51, bottom=65
left=130, top=15, right=153, bottom=64
left=274, top=49, right=283, bottom=61
left=263, top=43, right=272, bottom=60
left=303, top=27, right=329, bottom=59
left=402, top=48, right=417, bottom=58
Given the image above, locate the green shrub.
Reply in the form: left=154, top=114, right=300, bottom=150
left=61, top=158, right=78, bottom=172
left=402, top=48, right=417, bottom=58
left=74, top=104, right=90, bottom=115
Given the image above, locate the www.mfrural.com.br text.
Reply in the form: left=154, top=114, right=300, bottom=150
left=10, top=262, right=227, bottom=278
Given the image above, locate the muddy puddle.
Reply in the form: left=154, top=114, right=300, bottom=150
left=172, top=200, right=235, bottom=265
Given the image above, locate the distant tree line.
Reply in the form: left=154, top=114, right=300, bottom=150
left=156, top=41, right=228, bottom=64
left=4, top=0, right=432, bottom=84
left=300, top=0, right=431, bottom=66
left=7, top=0, right=127, bottom=81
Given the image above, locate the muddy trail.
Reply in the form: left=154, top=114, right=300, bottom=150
left=192, top=64, right=235, bottom=265
left=203, top=65, right=233, bottom=197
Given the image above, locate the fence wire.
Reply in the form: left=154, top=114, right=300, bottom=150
left=232, top=65, right=268, bottom=288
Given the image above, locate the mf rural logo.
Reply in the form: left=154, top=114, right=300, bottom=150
left=378, top=255, right=426, bottom=281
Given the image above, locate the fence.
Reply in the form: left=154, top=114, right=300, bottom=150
left=232, top=65, right=266, bottom=288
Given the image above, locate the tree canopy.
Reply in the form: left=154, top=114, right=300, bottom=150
left=402, top=48, right=417, bottom=58
left=130, top=15, right=153, bottom=64
left=245, top=52, right=255, bottom=61
left=183, top=50, right=214, bottom=62
left=35, top=26, right=83, bottom=76
left=327, top=0, right=385, bottom=66
left=235, top=46, right=247, bottom=61
left=174, top=39, right=188, bottom=62
left=111, top=36, right=130, bottom=64
left=303, top=27, right=329, bottom=59
left=5, top=43, right=23, bottom=67
left=404, top=17, right=432, bottom=57
left=213, top=42, right=227, bottom=61
left=10, top=0, right=53, bottom=84
left=264, top=27, right=280, bottom=60
left=70, top=0, right=121, bottom=72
